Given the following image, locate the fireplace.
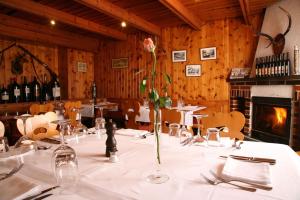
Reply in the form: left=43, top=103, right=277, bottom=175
left=251, top=96, right=291, bottom=145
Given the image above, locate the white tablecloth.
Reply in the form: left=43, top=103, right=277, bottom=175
left=4, top=133, right=300, bottom=200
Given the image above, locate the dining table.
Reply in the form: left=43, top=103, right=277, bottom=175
left=1, top=129, right=300, bottom=200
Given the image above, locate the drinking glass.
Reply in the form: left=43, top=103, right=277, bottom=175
left=192, top=114, right=208, bottom=138
left=168, top=123, right=180, bottom=144
left=71, top=107, right=88, bottom=136
left=14, top=114, right=36, bottom=151
left=0, top=137, right=9, bottom=153
left=206, top=128, right=221, bottom=145
left=95, top=117, right=106, bottom=138
left=51, top=119, right=78, bottom=192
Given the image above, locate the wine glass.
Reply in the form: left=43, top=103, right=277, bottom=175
left=192, top=114, right=208, bottom=138
left=71, top=107, right=88, bottom=138
left=51, top=119, right=78, bottom=193
left=14, top=114, right=37, bottom=152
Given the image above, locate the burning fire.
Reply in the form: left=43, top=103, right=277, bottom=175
left=273, top=107, right=287, bottom=125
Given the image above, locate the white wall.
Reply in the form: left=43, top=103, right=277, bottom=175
left=255, top=0, right=300, bottom=68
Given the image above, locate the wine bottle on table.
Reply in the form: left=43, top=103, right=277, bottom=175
left=41, top=74, right=51, bottom=102
left=31, top=76, right=40, bottom=102
left=92, top=82, right=97, bottom=104
left=52, top=78, right=61, bottom=101
left=1, top=85, right=9, bottom=104
left=12, top=78, right=21, bottom=103
left=22, top=76, right=31, bottom=102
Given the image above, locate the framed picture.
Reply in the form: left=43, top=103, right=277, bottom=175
left=186, top=64, right=201, bottom=77
left=172, top=50, right=187, bottom=62
left=230, top=68, right=250, bottom=79
left=112, top=58, right=128, bottom=68
left=200, top=47, right=216, bottom=60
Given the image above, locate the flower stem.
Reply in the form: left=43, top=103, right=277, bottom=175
left=154, top=109, right=161, bottom=165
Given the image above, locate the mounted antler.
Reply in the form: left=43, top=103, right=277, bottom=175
left=256, top=6, right=291, bottom=55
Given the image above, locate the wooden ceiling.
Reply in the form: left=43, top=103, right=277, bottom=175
left=0, top=0, right=279, bottom=50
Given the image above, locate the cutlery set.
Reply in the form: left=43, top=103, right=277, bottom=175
left=220, top=155, right=276, bottom=165
left=0, top=163, right=24, bottom=181
left=22, top=186, right=58, bottom=200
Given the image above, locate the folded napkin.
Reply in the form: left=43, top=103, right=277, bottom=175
left=0, top=176, right=40, bottom=200
left=115, top=129, right=148, bottom=137
left=221, top=157, right=271, bottom=185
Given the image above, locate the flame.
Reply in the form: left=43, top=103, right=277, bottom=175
left=273, top=107, right=287, bottom=124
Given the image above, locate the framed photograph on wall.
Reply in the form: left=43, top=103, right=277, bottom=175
left=112, top=58, right=128, bottom=68
left=172, top=50, right=187, bottom=62
left=200, top=47, right=216, bottom=60
left=186, top=64, right=201, bottom=77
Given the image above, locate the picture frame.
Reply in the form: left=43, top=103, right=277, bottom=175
left=186, top=64, right=201, bottom=77
left=200, top=47, right=217, bottom=60
left=112, top=57, right=128, bottom=68
left=172, top=50, right=187, bottom=62
left=229, top=68, right=250, bottom=79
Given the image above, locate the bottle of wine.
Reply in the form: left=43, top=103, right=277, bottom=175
left=12, top=78, right=21, bottom=103
left=270, top=55, right=275, bottom=77
left=31, top=76, right=40, bottom=102
left=1, top=85, right=9, bottom=104
left=259, top=57, right=263, bottom=78
left=255, top=58, right=259, bottom=77
left=41, top=74, right=51, bottom=102
left=277, top=54, right=281, bottom=77
left=285, top=52, right=291, bottom=76
left=92, top=82, right=97, bottom=104
left=52, top=78, right=61, bottom=101
left=266, top=56, right=270, bottom=77
left=7, top=78, right=14, bottom=103
left=22, top=76, right=31, bottom=102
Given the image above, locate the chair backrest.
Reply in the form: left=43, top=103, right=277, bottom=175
left=29, top=103, right=54, bottom=115
left=124, top=100, right=140, bottom=129
left=201, top=111, right=245, bottom=140
left=162, top=109, right=181, bottom=133
left=64, top=101, right=82, bottom=126
left=0, top=121, right=4, bottom=137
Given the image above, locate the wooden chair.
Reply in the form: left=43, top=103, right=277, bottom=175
left=64, top=101, right=82, bottom=126
left=296, top=151, right=300, bottom=156
left=29, top=103, right=54, bottom=115
left=162, top=109, right=181, bottom=133
left=123, top=100, right=140, bottom=129
left=0, top=121, right=4, bottom=137
left=201, top=111, right=245, bottom=140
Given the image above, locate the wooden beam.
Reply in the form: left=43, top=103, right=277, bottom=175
left=0, top=14, right=99, bottom=52
left=75, top=0, right=161, bottom=36
left=239, top=0, right=251, bottom=25
left=0, top=0, right=126, bottom=40
left=159, top=0, right=202, bottom=30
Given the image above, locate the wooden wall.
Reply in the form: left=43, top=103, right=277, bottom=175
left=0, top=38, right=94, bottom=100
left=95, top=15, right=263, bottom=113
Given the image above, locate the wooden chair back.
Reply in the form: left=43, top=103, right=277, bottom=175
left=0, top=121, right=4, bottom=137
left=29, top=103, right=54, bottom=115
left=123, top=100, right=140, bottom=129
left=64, top=101, right=82, bottom=126
left=162, top=109, right=181, bottom=133
left=201, top=111, right=245, bottom=140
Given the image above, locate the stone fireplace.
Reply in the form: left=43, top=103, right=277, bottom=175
left=229, top=78, right=300, bottom=150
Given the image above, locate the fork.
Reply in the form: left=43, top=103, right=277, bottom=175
left=201, top=174, right=256, bottom=192
left=0, top=163, right=24, bottom=181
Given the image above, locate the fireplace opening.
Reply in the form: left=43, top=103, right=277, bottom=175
left=251, top=96, right=291, bottom=145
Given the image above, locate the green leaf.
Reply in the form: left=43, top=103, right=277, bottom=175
left=164, top=74, right=172, bottom=84
left=149, top=89, right=159, bottom=102
left=159, top=96, right=172, bottom=108
left=140, top=76, right=147, bottom=93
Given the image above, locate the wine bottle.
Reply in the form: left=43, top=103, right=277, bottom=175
left=266, top=56, right=270, bottom=77
left=255, top=58, right=259, bottom=77
left=22, top=76, right=31, bottom=102
left=259, top=57, right=263, bottom=78
left=270, top=55, right=275, bottom=77
left=12, top=78, right=21, bottom=103
left=285, top=52, right=291, bottom=76
left=92, top=82, right=97, bottom=103
left=41, top=74, right=51, bottom=102
left=277, top=54, right=282, bottom=77
left=31, top=76, right=40, bottom=102
left=52, top=78, right=61, bottom=101
left=7, top=78, right=13, bottom=103
left=1, top=85, right=9, bottom=104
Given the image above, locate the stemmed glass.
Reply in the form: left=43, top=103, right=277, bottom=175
left=14, top=114, right=36, bottom=151
left=192, top=114, right=208, bottom=138
left=51, top=119, right=78, bottom=193
left=71, top=107, right=87, bottom=137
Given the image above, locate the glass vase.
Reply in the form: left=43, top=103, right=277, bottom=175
left=147, top=109, right=169, bottom=184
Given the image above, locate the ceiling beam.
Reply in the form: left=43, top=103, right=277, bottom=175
left=239, top=0, right=251, bottom=25
left=74, top=0, right=161, bottom=36
left=0, top=0, right=126, bottom=40
left=159, top=0, right=202, bottom=30
left=0, top=14, right=99, bottom=52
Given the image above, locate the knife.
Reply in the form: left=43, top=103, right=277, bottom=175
left=22, top=186, right=58, bottom=200
left=34, top=193, right=53, bottom=200
left=220, top=155, right=276, bottom=165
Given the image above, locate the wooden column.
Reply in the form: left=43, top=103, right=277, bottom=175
left=58, top=47, right=68, bottom=100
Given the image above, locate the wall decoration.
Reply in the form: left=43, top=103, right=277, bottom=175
left=172, top=50, right=186, bottom=62
left=186, top=64, right=201, bottom=77
left=112, top=58, right=128, bottom=68
left=200, top=47, right=216, bottom=60
left=229, top=68, right=250, bottom=79
left=77, top=61, right=87, bottom=72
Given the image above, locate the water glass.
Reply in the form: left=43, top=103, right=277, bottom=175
left=206, top=128, right=221, bottom=146
left=95, top=117, right=106, bottom=138
left=168, top=123, right=180, bottom=144
left=0, top=137, right=9, bottom=153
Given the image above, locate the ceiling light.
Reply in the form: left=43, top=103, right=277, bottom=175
left=121, top=21, right=126, bottom=28
left=50, top=20, right=56, bottom=26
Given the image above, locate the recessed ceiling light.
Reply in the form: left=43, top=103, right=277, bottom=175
left=50, top=20, right=56, bottom=25
left=121, top=21, right=126, bottom=28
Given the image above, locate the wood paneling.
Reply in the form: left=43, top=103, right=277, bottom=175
left=95, top=14, right=263, bottom=112
left=0, top=38, right=94, bottom=100
left=67, top=49, right=94, bottom=99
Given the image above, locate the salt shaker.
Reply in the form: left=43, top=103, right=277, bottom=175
left=105, top=119, right=118, bottom=157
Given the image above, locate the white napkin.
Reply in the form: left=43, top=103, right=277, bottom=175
left=221, top=157, right=271, bottom=185
left=0, top=176, right=40, bottom=200
left=115, top=129, right=148, bottom=137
